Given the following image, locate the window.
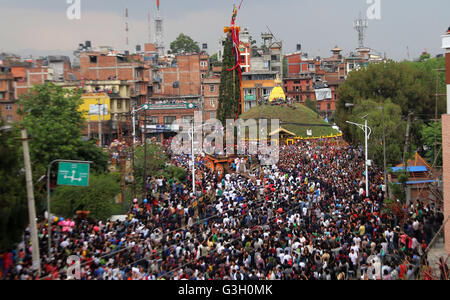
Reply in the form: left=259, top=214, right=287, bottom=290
left=327, top=103, right=331, bottom=110
left=210, top=112, right=216, bottom=119
left=200, top=61, right=208, bottom=67
left=317, top=104, right=321, bottom=111
left=164, top=116, right=177, bottom=125
left=116, top=100, right=122, bottom=109
left=294, top=80, right=300, bottom=84
left=5, top=104, right=13, bottom=111
left=210, top=99, right=216, bottom=107
left=209, top=85, right=215, bottom=92
left=201, top=73, right=206, bottom=79
left=182, top=115, right=194, bottom=124
left=148, top=116, right=159, bottom=125
left=89, top=56, right=97, bottom=63
left=0, top=93, right=4, bottom=99
left=6, top=115, right=12, bottom=123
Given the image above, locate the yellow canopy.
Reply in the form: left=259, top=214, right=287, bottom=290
left=269, top=73, right=286, bottom=102
left=269, top=86, right=286, bottom=102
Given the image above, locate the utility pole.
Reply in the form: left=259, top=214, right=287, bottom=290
left=20, top=128, right=40, bottom=274
left=382, top=105, right=388, bottom=200
left=191, top=121, right=196, bottom=195
left=97, top=100, right=103, bottom=147
left=346, top=118, right=372, bottom=207
left=403, top=112, right=413, bottom=168
left=143, top=107, right=148, bottom=200
left=364, top=118, right=369, bottom=200
left=87, top=114, right=91, bottom=140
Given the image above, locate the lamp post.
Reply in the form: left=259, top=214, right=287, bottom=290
left=346, top=118, right=372, bottom=204
left=188, top=122, right=209, bottom=196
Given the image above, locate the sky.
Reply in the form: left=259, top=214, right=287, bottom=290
left=0, top=0, right=448, bottom=61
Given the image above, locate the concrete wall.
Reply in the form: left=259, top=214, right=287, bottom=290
left=442, top=115, right=450, bottom=254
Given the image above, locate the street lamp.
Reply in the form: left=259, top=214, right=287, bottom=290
left=187, top=121, right=212, bottom=196
left=346, top=117, right=372, bottom=205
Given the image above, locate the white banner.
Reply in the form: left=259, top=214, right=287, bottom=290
left=315, top=88, right=332, bottom=101
left=89, top=104, right=108, bottom=116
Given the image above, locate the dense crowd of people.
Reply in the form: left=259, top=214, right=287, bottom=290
left=0, top=139, right=446, bottom=280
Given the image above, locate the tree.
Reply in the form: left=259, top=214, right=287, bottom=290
left=133, top=143, right=168, bottom=195
left=0, top=121, right=28, bottom=252
left=51, top=173, right=121, bottom=221
left=217, top=34, right=241, bottom=124
left=170, top=33, right=200, bottom=55
left=348, top=99, right=406, bottom=166
left=420, top=121, right=442, bottom=167
left=305, top=98, right=317, bottom=113
left=335, top=60, right=445, bottom=146
left=17, top=83, right=109, bottom=174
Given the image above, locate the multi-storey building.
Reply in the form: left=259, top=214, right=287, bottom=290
left=242, top=71, right=277, bottom=112
left=145, top=52, right=210, bottom=142
left=202, top=77, right=220, bottom=120
left=78, top=49, right=149, bottom=107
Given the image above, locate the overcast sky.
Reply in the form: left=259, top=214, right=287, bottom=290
left=0, top=0, right=448, bottom=61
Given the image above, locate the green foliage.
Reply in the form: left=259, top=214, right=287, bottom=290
left=17, top=83, right=109, bottom=173
left=418, top=52, right=431, bottom=62
left=283, top=56, right=288, bottom=77
left=0, top=121, right=28, bottom=252
left=170, top=33, right=201, bottom=55
left=165, top=166, right=187, bottom=182
left=388, top=169, right=409, bottom=204
left=51, top=173, right=120, bottom=221
left=348, top=100, right=406, bottom=166
left=420, top=121, right=442, bottom=166
left=217, top=34, right=241, bottom=124
left=305, top=98, right=317, bottom=113
left=335, top=60, right=446, bottom=141
left=335, top=58, right=446, bottom=167
left=240, top=103, right=339, bottom=137
left=210, top=53, right=218, bottom=63
left=133, top=143, right=168, bottom=193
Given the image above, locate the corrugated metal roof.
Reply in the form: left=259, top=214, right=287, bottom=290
left=391, top=166, right=428, bottom=173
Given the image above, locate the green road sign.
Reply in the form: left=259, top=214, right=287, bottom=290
left=57, top=162, right=90, bottom=186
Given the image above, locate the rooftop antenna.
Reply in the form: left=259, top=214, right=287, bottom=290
left=265, top=26, right=278, bottom=41
left=125, top=8, right=130, bottom=51
left=353, top=13, right=368, bottom=49
left=155, top=0, right=165, bottom=56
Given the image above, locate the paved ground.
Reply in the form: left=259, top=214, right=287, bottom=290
left=427, top=235, right=449, bottom=279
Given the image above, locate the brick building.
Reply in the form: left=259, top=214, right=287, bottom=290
left=283, top=45, right=384, bottom=119
left=0, top=58, right=53, bottom=123
left=0, top=64, right=16, bottom=123
left=202, top=77, right=220, bottom=120
left=156, top=53, right=209, bottom=97
left=144, top=53, right=211, bottom=142
left=78, top=50, right=150, bottom=107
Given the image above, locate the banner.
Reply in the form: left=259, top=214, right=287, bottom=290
left=315, top=88, right=332, bottom=101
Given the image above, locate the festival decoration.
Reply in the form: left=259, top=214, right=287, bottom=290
left=223, top=1, right=244, bottom=120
